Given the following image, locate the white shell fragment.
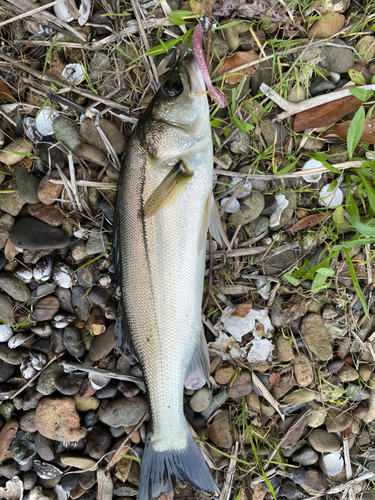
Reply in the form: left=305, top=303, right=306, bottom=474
left=53, top=262, right=73, bottom=289
left=229, top=177, right=252, bottom=199
left=321, top=450, right=344, bottom=478
left=269, top=194, right=289, bottom=228
left=35, top=106, right=59, bottom=137
left=208, top=331, right=246, bottom=360
left=62, top=64, right=85, bottom=85
left=319, top=184, right=344, bottom=207
left=301, top=159, right=323, bottom=183
left=89, top=372, right=111, bottom=390
left=0, top=325, right=13, bottom=342
left=78, top=0, right=92, bottom=26
left=219, top=306, right=273, bottom=341
left=247, top=338, right=274, bottom=363
left=23, top=117, right=44, bottom=143
left=54, top=2, right=74, bottom=22
left=220, top=197, right=240, bottom=214
left=205, top=239, right=218, bottom=254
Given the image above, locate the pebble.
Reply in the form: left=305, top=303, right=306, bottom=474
left=89, top=286, right=107, bottom=306
left=55, top=373, right=85, bottom=396
left=325, top=408, right=353, bottom=432
left=292, top=446, right=318, bottom=466
left=308, top=12, right=345, bottom=38
left=310, top=76, right=336, bottom=96
left=31, top=323, right=53, bottom=339
left=0, top=271, right=30, bottom=302
left=11, top=431, right=33, bottom=462
left=34, top=295, right=60, bottom=321
left=74, top=393, right=100, bottom=412
left=246, top=216, right=269, bottom=237
left=0, top=324, right=13, bottom=342
left=286, top=465, right=306, bottom=485
left=0, top=292, right=13, bottom=325
left=338, top=364, right=359, bottom=382
left=0, top=214, right=15, bottom=249
left=71, top=284, right=90, bottom=309
left=86, top=229, right=108, bottom=255
left=300, top=313, right=333, bottom=361
left=10, top=217, right=69, bottom=250
left=60, top=455, right=98, bottom=471
left=53, top=116, right=82, bottom=152
left=15, top=166, right=40, bottom=204
left=89, top=52, right=111, bottom=83
left=78, top=470, right=96, bottom=490
left=356, top=35, right=375, bottom=63
left=34, top=432, right=54, bottom=461
left=0, top=418, right=19, bottom=464
left=89, top=323, right=115, bottom=361
left=215, top=364, right=235, bottom=385
left=19, top=410, right=37, bottom=433
left=275, top=334, right=294, bottom=362
left=201, top=388, right=229, bottom=418
left=63, top=325, right=85, bottom=357
left=97, top=467, right=113, bottom=500
left=363, top=377, right=375, bottom=423
left=229, top=191, right=265, bottom=226
left=61, top=473, right=78, bottom=492
left=301, top=468, right=327, bottom=495
left=319, top=40, right=355, bottom=73
left=0, top=461, right=20, bottom=479
left=0, top=358, right=15, bottom=381
left=0, top=138, right=33, bottom=166
left=0, top=344, right=28, bottom=364
left=23, top=470, right=38, bottom=490
left=0, top=180, right=25, bottom=217
left=85, top=307, right=105, bottom=336
left=189, top=386, right=213, bottom=412
left=322, top=304, right=338, bottom=320
left=35, top=397, right=87, bottom=442
left=37, top=170, right=64, bottom=205
left=228, top=370, right=252, bottom=399
left=278, top=479, right=296, bottom=499
left=36, top=361, right=64, bottom=395
left=79, top=118, right=126, bottom=156
left=293, top=355, right=313, bottom=387
left=229, top=130, right=249, bottom=154
left=208, top=411, right=234, bottom=449
left=76, top=263, right=99, bottom=289
left=308, top=429, right=341, bottom=452
left=96, top=381, right=118, bottom=398
left=28, top=203, right=64, bottom=227
left=307, top=405, right=327, bottom=428
left=359, top=363, right=373, bottom=382
left=38, top=142, right=66, bottom=169
left=99, top=396, right=148, bottom=427
left=87, top=426, right=112, bottom=459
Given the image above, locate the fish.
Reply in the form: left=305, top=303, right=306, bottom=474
left=114, top=53, right=228, bottom=500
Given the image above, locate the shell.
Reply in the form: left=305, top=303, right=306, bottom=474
left=54, top=2, right=74, bottom=22
left=319, top=184, right=343, bottom=207
left=53, top=262, right=73, bottom=288
left=301, top=159, right=323, bottom=183
left=14, top=267, right=33, bottom=283
left=220, top=197, right=240, bottom=213
left=61, top=63, right=85, bottom=85
left=34, top=256, right=53, bottom=282
left=35, top=106, right=59, bottom=137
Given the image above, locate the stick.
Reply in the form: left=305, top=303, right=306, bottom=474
left=261, top=83, right=375, bottom=119
left=60, top=361, right=145, bottom=388
left=0, top=0, right=65, bottom=27
left=343, top=436, right=352, bottom=481
left=220, top=442, right=239, bottom=500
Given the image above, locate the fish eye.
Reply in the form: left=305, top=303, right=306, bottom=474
left=161, top=79, right=183, bottom=97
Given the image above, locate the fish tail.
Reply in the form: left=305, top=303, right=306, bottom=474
left=138, top=424, right=215, bottom=500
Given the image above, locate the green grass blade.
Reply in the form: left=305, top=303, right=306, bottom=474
left=344, top=248, right=369, bottom=318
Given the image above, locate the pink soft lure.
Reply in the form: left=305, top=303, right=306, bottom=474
left=192, top=24, right=227, bottom=108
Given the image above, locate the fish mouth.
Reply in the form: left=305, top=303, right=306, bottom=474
left=183, top=54, right=206, bottom=97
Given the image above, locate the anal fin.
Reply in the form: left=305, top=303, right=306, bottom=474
left=185, top=326, right=211, bottom=390
left=208, top=192, right=231, bottom=250
left=143, top=161, right=193, bottom=217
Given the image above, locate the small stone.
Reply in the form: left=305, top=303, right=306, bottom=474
left=229, top=130, right=249, bottom=154
left=99, top=396, right=148, bottom=427
left=15, top=166, right=40, bottom=204
left=87, top=426, right=112, bottom=459
left=261, top=195, right=277, bottom=216
left=61, top=473, right=78, bottom=493
left=36, top=361, right=65, bottom=395
left=0, top=271, right=30, bottom=302
left=76, top=263, right=99, bottom=289
left=74, top=393, right=100, bottom=412
left=293, top=355, right=313, bottom=387
left=35, top=397, right=87, bottom=442
left=353, top=402, right=368, bottom=420
left=89, top=286, right=107, bottom=306
left=10, top=217, right=69, bottom=250
left=286, top=466, right=306, bottom=485
left=63, top=326, right=85, bottom=357
left=358, top=363, right=372, bottom=382
left=85, top=308, right=105, bottom=336
left=28, top=203, right=64, bottom=227
left=319, top=40, right=355, bottom=73
left=78, top=470, right=96, bottom=490
left=246, top=215, right=269, bottom=237
left=0, top=461, right=20, bottom=479
left=278, top=479, right=296, bottom=499
left=208, top=411, right=234, bottom=449
left=301, top=468, right=327, bottom=495
left=0, top=180, right=25, bottom=216
left=0, top=292, right=13, bottom=324
left=0, top=214, right=14, bottom=249
left=262, top=476, right=282, bottom=493
left=20, top=410, right=37, bottom=433
left=212, top=35, right=229, bottom=57
left=75, top=143, right=108, bottom=167
left=89, top=52, right=111, bottom=83
left=228, top=370, right=252, bottom=399
left=229, top=191, right=265, bottom=226
left=325, top=408, right=353, bottom=432
left=310, top=76, right=336, bottom=96
left=34, top=296, right=60, bottom=321
left=60, top=455, right=98, bottom=471
left=11, top=431, right=33, bottom=462
left=97, top=467, right=113, bottom=500
left=356, top=36, right=375, bottom=64
left=34, top=432, right=54, bottom=461
left=308, top=12, right=345, bottom=38
left=38, top=142, right=66, bottom=169
left=53, top=116, right=82, bottom=152
left=307, top=405, right=327, bottom=428
left=300, top=313, right=333, bottom=361
left=0, top=418, right=18, bottom=465
left=23, top=470, right=38, bottom=490
left=338, top=364, right=359, bottom=382
left=215, top=364, right=235, bottom=385
left=37, top=171, right=64, bottom=206
left=0, top=344, right=28, bottom=364
left=115, top=456, right=132, bottom=482
left=308, top=429, right=341, bottom=452
left=0, top=324, right=12, bottom=342
left=292, top=446, right=318, bottom=466
left=275, top=334, right=294, bottom=362
left=288, top=86, right=307, bottom=103
left=0, top=359, right=15, bottom=382
left=0, top=138, right=33, bottom=166
left=71, top=284, right=90, bottom=309
left=189, top=386, right=213, bottom=412
left=55, top=373, right=85, bottom=396
left=89, top=323, right=115, bottom=362
left=79, top=118, right=126, bottom=156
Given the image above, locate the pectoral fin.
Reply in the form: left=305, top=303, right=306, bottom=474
left=208, top=192, right=231, bottom=250
left=143, top=161, right=194, bottom=217
left=185, top=326, right=211, bottom=390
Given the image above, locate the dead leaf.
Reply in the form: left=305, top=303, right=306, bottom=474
left=281, top=389, right=318, bottom=405
left=252, top=483, right=267, bottom=500
left=0, top=78, right=15, bottom=103
left=328, top=118, right=375, bottom=144
left=269, top=373, right=281, bottom=388
left=4, top=239, right=19, bottom=262
left=213, top=0, right=285, bottom=22
left=280, top=414, right=308, bottom=449
left=216, top=51, right=260, bottom=84
left=293, top=90, right=362, bottom=132
left=281, top=295, right=310, bottom=324
left=287, top=213, right=331, bottom=231
left=231, top=300, right=252, bottom=318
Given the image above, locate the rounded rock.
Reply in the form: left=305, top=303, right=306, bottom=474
left=10, top=218, right=69, bottom=250
left=37, top=171, right=64, bottom=206
left=34, top=296, right=60, bottom=321
left=294, top=355, right=313, bottom=387
left=229, top=191, right=265, bottom=227
left=86, top=426, right=112, bottom=459
left=53, top=116, right=82, bottom=152
left=28, top=203, right=64, bottom=227
left=308, top=429, right=341, bottom=452
left=308, top=12, right=345, bottom=38
left=15, top=166, right=40, bottom=204
left=189, top=386, right=213, bottom=412
left=300, top=313, right=332, bottom=361
left=79, top=118, right=126, bottom=156
left=99, top=396, right=148, bottom=427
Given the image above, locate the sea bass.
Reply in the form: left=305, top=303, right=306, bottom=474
left=114, top=54, right=226, bottom=500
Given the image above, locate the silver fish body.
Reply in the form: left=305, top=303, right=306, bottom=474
left=114, top=56, right=215, bottom=500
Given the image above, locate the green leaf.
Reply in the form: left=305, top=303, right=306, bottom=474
left=42, top=34, right=59, bottom=77
left=348, top=69, right=366, bottom=86
left=311, top=273, right=327, bottom=290
left=345, top=175, right=359, bottom=221
left=347, top=106, right=365, bottom=160
left=316, top=267, right=335, bottom=276
left=344, top=249, right=369, bottom=318
left=349, top=88, right=374, bottom=102
left=333, top=238, right=375, bottom=250
left=277, top=156, right=299, bottom=175
left=210, top=118, right=222, bottom=127
left=299, top=250, right=340, bottom=282
left=333, top=206, right=344, bottom=225
left=224, top=126, right=230, bottom=137
left=230, top=116, right=254, bottom=132
left=348, top=216, right=375, bottom=237
left=146, top=26, right=194, bottom=56
left=169, top=10, right=195, bottom=25
left=355, top=170, right=375, bottom=216
left=213, top=131, right=221, bottom=148
left=372, top=75, right=375, bottom=85
left=308, top=153, right=341, bottom=174
left=283, top=273, right=299, bottom=286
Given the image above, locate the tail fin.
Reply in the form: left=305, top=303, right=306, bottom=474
left=138, top=425, right=215, bottom=500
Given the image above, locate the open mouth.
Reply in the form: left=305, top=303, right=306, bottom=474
left=184, top=54, right=206, bottom=97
